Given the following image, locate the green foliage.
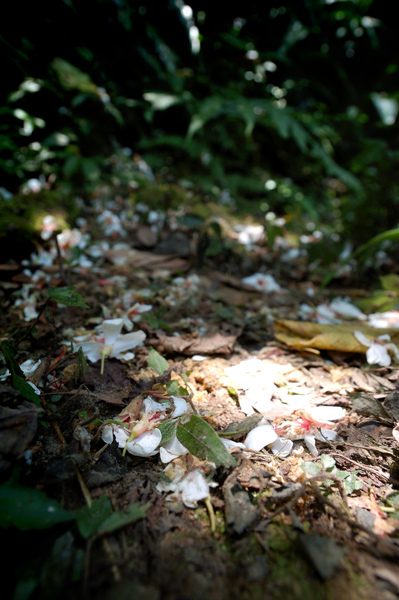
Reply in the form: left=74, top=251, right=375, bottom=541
left=47, top=286, right=89, bottom=308
left=148, top=347, right=170, bottom=375
left=0, top=472, right=75, bottom=530
left=301, top=454, right=363, bottom=495
left=0, top=341, right=41, bottom=405
left=75, top=495, right=148, bottom=538
left=177, top=414, right=237, bottom=467
left=1, top=0, right=399, bottom=249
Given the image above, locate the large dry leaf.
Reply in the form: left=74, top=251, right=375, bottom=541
left=274, top=319, right=399, bottom=354
left=155, top=332, right=236, bottom=355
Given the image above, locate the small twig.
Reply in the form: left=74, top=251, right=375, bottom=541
left=73, top=463, right=92, bottom=508
left=329, top=452, right=399, bottom=486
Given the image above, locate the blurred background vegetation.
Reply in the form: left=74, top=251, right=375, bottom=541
left=1, top=0, right=399, bottom=264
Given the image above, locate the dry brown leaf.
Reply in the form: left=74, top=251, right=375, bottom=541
left=155, top=332, right=237, bottom=355
left=274, top=319, right=399, bottom=354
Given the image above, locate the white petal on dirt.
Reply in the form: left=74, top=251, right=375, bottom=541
left=160, top=433, right=189, bottom=462
left=314, top=429, right=341, bottom=443
left=221, top=438, right=246, bottom=450
left=330, top=297, right=366, bottom=320
left=101, top=424, right=115, bottom=445
left=143, top=396, right=169, bottom=415
left=73, top=425, right=91, bottom=452
left=245, top=383, right=277, bottom=412
left=191, top=355, right=206, bottom=361
left=304, top=434, right=318, bottom=457
left=366, top=343, right=391, bottom=367
left=156, top=460, right=187, bottom=492
left=244, top=424, right=278, bottom=451
left=271, top=437, right=293, bottom=458
left=308, top=406, right=346, bottom=421
left=178, top=469, right=210, bottom=508
left=225, top=358, right=280, bottom=391
left=170, top=396, right=188, bottom=417
left=126, top=428, right=162, bottom=457
left=241, top=273, right=281, bottom=293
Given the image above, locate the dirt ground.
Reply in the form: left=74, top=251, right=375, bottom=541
left=2, top=195, right=399, bottom=600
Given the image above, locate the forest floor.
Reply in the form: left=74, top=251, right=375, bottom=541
left=1, top=182, right=399, bottom=600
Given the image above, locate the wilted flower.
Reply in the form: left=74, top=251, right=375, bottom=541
left=69, top=318, right=146, bottom=374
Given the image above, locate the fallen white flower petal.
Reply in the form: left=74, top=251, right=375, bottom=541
left=221, top=438, right=246, bottom=450
left=304, top=433, right=318, bottom=457
left=244, top=423, right=278, bottom=451
left=330, top=297, right=366, bottom=320
left=125, top=428, right=162, bottom=457
left=271, top=437, right=293, bottom=458
left=156, top=460, right=187, bottom=493
left=170, top=396, right=188, bottom=418
left=178, top=469, right=210, bottom=508
left=241, top=273, right=281, bottom=293
left=308, top=406, right=346, bottom=422
left=354, top=330, right=399, bottom=367
left=159, top=433, right=189, bottom=463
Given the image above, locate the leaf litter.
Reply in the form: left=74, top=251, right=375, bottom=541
left=1, top=187, right=399, bottom=600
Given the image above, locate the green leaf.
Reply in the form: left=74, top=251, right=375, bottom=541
left=0, top=341, right=41, bottom=404
left=75, top=495, right=112, bottom=538
left=76, top=346, right=88, bottom=380
left=47, top=286, right=89, bottom=308
left=166, top=380, right=181, bottom=396
left=76, top=496, right=148, bottom=537
left=14, top=374, right=41, bottom=405
left=97, top=503, right=149, bottom=534
left=320, top=454, right=336, bottom=471
left=385, top=491, right=399, bottom=507
left=0, top=477, right=74, bottom=530
left=343, top=474, right=363, bottom=494
left=158, top=418, right=178, bottom=444
left=148, top=347, right=169, bottom=375
left=301, top=461, right=321, bottom=475
left=176, top=414, right=237, bottom=467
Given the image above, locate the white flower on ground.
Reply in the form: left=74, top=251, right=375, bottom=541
left=241, top=273, right=281, bottom=293
left=101, top=423, right=162, bottom=457
left=354, top=330, right=399, bottom=367
left=70, top=318, right=146, bottom=374
left=160, top=468, right=210, bottom=508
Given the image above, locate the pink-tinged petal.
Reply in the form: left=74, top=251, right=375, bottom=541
left=102, top=318, right=124, bottom=345
left=111, top=330, right=146, bottom=356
